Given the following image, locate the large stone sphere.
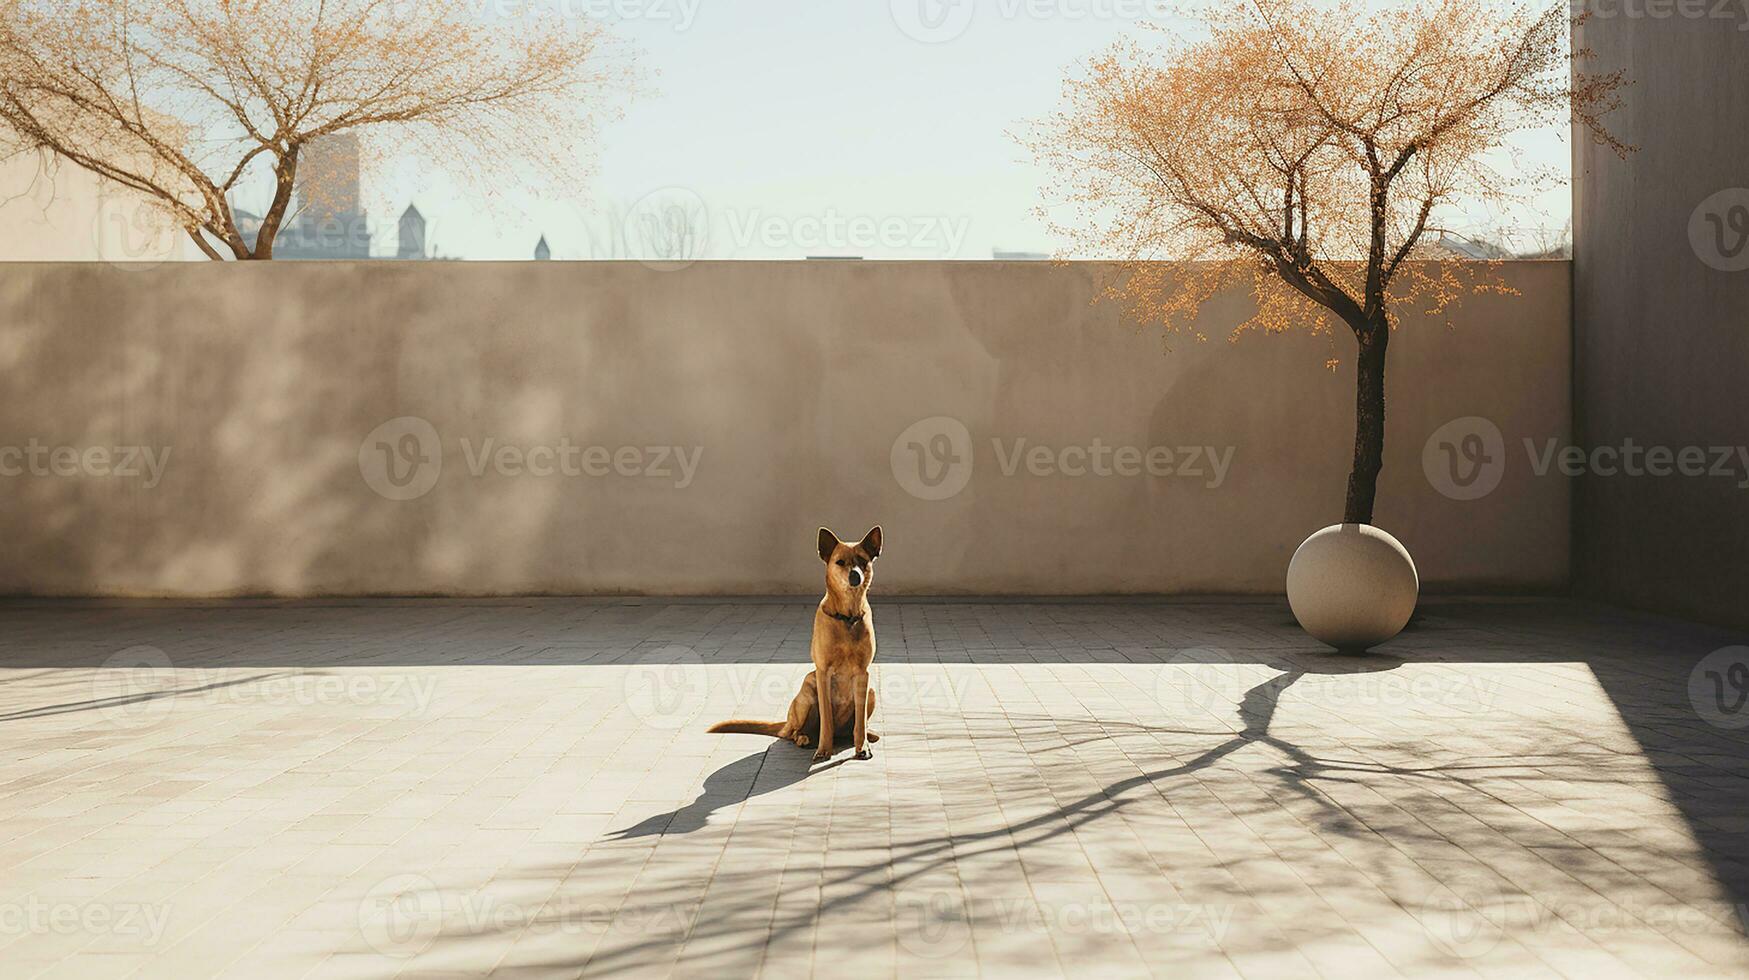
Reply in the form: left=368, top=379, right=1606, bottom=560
left=1286, top=523, right=1419, bottom=651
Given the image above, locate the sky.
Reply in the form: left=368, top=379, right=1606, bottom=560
left=348, top=0, right=1574, bottom=261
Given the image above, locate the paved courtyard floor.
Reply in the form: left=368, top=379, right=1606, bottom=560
left=1, top=597, right=1747, bottom=978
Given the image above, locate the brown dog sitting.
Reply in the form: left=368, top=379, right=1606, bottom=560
left=708, top=526, right=881, bottom=762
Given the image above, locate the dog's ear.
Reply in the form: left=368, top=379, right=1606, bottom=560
left=859, top=526, right=882, bottom=560
left=818, top=527, right=839, bottom=563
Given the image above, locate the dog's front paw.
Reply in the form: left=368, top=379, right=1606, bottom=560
left=793, top=734, right=811, bottom=748
left=854, top=748, right=873, bottom=761
left=811, top=748, right=831, bottom=764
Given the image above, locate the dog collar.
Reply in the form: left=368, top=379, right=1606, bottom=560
left=826, top=610, right=865, bottom=629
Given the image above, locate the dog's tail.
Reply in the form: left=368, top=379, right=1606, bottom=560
left=706, top=719, right=786, bottom=737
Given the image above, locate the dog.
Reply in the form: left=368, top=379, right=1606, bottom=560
left=708, top=526, right=882, bottom=762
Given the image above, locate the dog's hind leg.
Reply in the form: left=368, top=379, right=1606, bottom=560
left=783, top=673, right=817, bottom=747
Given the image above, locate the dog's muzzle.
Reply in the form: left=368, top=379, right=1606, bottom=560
left=848, top=567, right=865, bottom=588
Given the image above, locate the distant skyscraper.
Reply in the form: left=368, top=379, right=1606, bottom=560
left=278, top=134, right=370, bottom=259
left=397, top=205, right=426, bottom=260
left=297, top=134, right=361, bottom=217
left=534, top=235, right=551, bottom=261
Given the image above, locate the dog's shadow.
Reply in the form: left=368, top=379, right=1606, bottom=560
left=604, top=742, right=843, bottom=840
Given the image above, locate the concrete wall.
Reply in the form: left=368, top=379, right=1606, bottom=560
left=0, top=260, right=1570, bottom=596
left=1573, top=16, right=1749, bottom=629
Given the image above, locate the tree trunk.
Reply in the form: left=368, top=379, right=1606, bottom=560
left=1343, top=320, right=1388, bottom=525
left=249, top=146, right=301, bottom=261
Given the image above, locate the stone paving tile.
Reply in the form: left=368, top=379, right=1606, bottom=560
left=0, top=596, right=1746, bottom=978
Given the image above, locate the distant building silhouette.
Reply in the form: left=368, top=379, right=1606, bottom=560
left=224, top=157, right=458, bottom=260
left=1433, top=234, right=1511, bottom=260
left=992, top=249, right=1050, bottom=260
left=232, top=207, right=263, bottom=249
left=534, top=235, right=551, bottom=260
left=397, top=205, right=426, bottom=260
left=230, top=196, right=447, bottom=259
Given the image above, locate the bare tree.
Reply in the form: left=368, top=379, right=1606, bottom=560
left=0, top=0, right=628, bottom=259
left=1030, top=0, right=1628, bottom=524
left=629, top=192, right=707, bottom=265
left=578, top=190, right=709, bottom=267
